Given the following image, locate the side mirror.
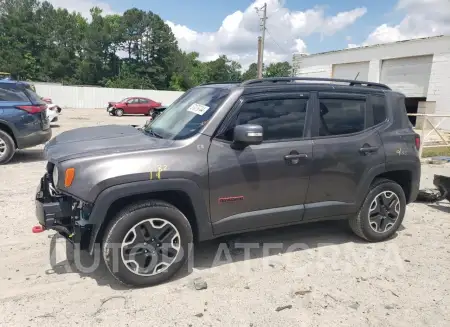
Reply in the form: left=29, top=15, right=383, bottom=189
left=233, top=124, right=263, bottom=146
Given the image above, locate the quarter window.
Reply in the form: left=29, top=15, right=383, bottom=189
left=223, top=98, right=308, bottom=142
left=372, top=95, right=387, bottom=125
left=318, top=98, right=366, bottom=136
left=0, top=85, right=30, bottom=102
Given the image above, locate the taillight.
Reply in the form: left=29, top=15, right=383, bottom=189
left=15, top=104, right=46, bottom=114
left=415, top=135, right=420, bottom=150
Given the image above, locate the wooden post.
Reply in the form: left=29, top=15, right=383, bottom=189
left=419, top=116, right=426, bottom=158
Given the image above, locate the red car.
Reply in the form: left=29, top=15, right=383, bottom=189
left=107, top=97, right=162, bottom=116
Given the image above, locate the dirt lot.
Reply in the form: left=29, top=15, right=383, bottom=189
left=0, top=108, right=449, bottom=326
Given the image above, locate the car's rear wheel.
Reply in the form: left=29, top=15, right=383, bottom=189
left=102, top=200, right=193, bottom=287
left=349, top=178, right=406, bottom=242
left=115, top=109, right=124, bottom=117
left=0, top=130, right=15, bottom=165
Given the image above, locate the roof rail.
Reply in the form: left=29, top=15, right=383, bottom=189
left=199, top=81, right=242, bottom=86
left=240, top=77, right=391, bottom=90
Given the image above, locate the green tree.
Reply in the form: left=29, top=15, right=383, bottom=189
left=264, top=61, right=292, bottom=78
left=242, top=63, right=258, bottom=80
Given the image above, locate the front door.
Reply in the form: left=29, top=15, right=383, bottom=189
left=126, top=98, right=141, bottom=114
left=304, top=92, right=386, bottom=219
left=208, top=93, right=313, bottom=235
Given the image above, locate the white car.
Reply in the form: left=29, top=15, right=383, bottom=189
left=46, top=106, right=59, bottom=123
left=41, top=97, right=61, bottom=123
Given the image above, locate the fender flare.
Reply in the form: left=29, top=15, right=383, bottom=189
left=0, top=119, right=18, bottom=142
left=355, top=163, right=386, bottom=208
left=87, top=178, right=213, bottom=254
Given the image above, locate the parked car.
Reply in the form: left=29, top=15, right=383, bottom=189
left=107, top=97, right=162, bottom=116
left=34, top=77, right=420, bottom=287
left=149, top=106, right=166, bottom=121
left=42, top=97, right=62, bottom=113
left=0, top=80, right=52, bottom=164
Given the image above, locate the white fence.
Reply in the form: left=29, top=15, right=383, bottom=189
left=34, top=84, right=184, bottom=109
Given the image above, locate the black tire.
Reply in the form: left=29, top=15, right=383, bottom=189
left=102, top=200, right=193, bottom=287
left=0, top=129, right=16, bottom=165
left=56, top=107, right=62, bottom=113
left=115, top=109, right=124, bottom=117
left=349, top=178, right=406, bottom=242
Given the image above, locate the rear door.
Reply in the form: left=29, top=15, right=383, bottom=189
left=304, top=91, right=385, bottom=219
left=138, top=98, right=150, bottom=114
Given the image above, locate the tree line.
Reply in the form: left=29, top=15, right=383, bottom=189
left=0, top=0, right=293, bottom=91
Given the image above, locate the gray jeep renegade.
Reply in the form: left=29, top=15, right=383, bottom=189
left=35, top=77, right=421, bottom=287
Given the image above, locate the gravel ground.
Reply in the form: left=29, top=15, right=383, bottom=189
left=0, top=108, right=449, bottom=327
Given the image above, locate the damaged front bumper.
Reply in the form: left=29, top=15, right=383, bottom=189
left=35, top=174, right=92, bottom=248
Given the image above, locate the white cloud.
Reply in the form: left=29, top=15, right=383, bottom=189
left=351, top=0, right=450, bottom=47
left=47, top=0, right=116, bottom=18
left=167, top=0, right=366, bottom=68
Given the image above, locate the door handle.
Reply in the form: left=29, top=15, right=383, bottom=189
left=284, top=154, right=308, bottom=160
left=359, top=146, right=379, bottom=154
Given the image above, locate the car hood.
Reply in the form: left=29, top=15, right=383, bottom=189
left=44, top=124, right=175, bottom=162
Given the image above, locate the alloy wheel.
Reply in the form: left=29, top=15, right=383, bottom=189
left=0, top=137, right=6, bottom=158
left=368, top=191, right=400, bottom=233
left=121, top=218, right=181, bottom=276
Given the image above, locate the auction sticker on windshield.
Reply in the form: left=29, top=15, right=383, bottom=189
left=187, top=103, right=210, bottom=116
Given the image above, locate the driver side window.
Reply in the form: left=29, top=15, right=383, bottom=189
left=219, top=97, right=308, bottom=142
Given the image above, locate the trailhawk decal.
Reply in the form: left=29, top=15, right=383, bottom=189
left=218, top=196, right=245, bottom=204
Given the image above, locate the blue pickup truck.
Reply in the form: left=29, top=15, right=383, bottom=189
left=0, top=80, right=52, bottom=164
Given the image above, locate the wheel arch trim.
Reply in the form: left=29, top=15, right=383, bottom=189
left=87, top=178, right=213, bottom=254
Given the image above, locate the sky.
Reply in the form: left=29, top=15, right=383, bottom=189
left=47, top=0, right=450, bottom=68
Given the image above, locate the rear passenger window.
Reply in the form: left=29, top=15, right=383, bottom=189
left=233, top=98, right=308, bottom=141
left=0, top=85, right=30, bottom=102
left=372, top=95, right=387, bottom=125
left=318, top=98, right=366, bottom=136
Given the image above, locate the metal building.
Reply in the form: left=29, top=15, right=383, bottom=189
left=292, top=35, right=450, bottom=129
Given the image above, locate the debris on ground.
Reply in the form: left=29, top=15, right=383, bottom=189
left=195, top=313, right=204, bottom=318
left=193, top=277, right=208, bottom=290
left=295, top=289, right=312, bottom=296
left=416, top=188, right=445, bottom=202
left=275, top=305, right=292, bottom=312
left=349, top=302, right=360, bottom=310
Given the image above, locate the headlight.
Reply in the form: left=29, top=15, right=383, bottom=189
left=52, top=166, right=59, bottom=185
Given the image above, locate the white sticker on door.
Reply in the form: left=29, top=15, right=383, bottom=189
left=187, top=103, right=210, bottom=116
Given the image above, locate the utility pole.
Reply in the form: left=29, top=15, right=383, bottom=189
left=256, top=2, right=267, bottom=78
left=257, top=36, right=262, bottom=78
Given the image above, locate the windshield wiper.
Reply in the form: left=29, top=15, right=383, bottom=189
left=143, top=128, right=163, bottom=139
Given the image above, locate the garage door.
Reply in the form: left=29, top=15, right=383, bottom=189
left=332, top=61, right=369, bottom=81
left=380, top=55, right=433, bottom=97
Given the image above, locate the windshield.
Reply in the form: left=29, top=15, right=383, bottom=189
left=120, top=97, right=130, bottom=103
left=145, top=86, right=231, bottom=140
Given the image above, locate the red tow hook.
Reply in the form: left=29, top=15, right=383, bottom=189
left=32, top=225, right=45, bottom=233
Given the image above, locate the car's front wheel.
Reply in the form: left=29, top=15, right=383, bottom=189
left=349, top=178, right=406, bottom=242
left=102, top=200, right=193, bottom=287
left=115, top=109, right=124, bottom=117
left=0, top=130, right=16, bottom=165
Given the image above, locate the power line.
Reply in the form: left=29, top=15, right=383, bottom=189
left=265, top=27, right=290, bottom=54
